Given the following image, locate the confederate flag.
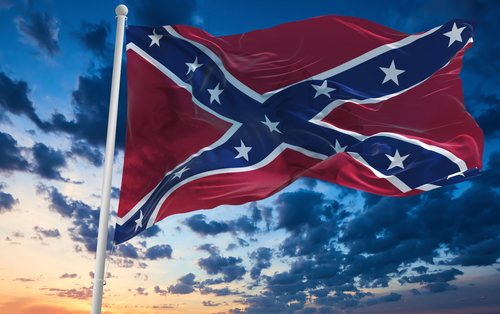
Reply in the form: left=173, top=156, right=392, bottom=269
left=114, top=16, right=483, bottom=244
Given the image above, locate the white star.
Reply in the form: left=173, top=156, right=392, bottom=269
left=443, top=23, right=466, bottom=47
left=208, top=83, right=224, bottom=104
left=135, top=210, right=144, bottom=232
left=380, top=60, right=405, bottom=85
left=261, top=115, right=282, bottom=134
left=148, top=29, right=163, bottom=47
left=385, top=149, right=410, bottom=170
left=331, top=139, right=347, bottom=153
left=186, top=57, right=203, bottom=74
left=311, top=80, right=335, bottom=98
left=234, top=140, right=252, bottom=161
left=173, top=166, right=190, bottom=179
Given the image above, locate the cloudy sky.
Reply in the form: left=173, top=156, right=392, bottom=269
left=1, top=0, right=499, bottom=313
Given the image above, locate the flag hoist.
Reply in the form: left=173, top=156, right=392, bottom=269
left=90, top=5, right=127, bottom=314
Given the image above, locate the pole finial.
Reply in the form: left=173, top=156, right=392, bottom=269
left=116, top=4, right=128, bottom=16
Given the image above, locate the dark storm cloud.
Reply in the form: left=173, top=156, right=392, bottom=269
left=412, top=266, right=429, bottom=274
left=250, top=247, right=273, bottom=268
left=167, top=283, right=194, bottom=294
left=1, top=67, right=124, bottom=155
left=202, top=301, right=220, bottom=306
left=263, top=263, right=355, bottom=304
left=340, top=195, right=421, bottom=255
left=117, top=243, right=139, bottom=259
left=71, top=20, right=112, bottom=61
left=0, top=130, right=28, bottom=172
left=59, top=273, right=77, bottom=279
left=334, top=171, right=499, bottom=286
left=5, top=19, right=126, bottom=151
left=49, top=64, right=127, bottom=150
left=249, top=247, right=272, bottom=280
left=199, top=286, right=240, bottom=296
left=275, top=190, right=345, bottom=258
left=444, top=238, right=500, bottom=267
left=11, top=231, right=24, bottom=238
left=248, top=202, right=263, bottom=223
left=183, top=214, right=230, bottom=236
left=364, top=292, right=402, bottom=306
left=15, top=11, right=61, bottom=58
left=422, top=282, right=457, bottom=294
left=220, top=263, right=247, bottom=283
left=124, top=0, right=198, bottom=26
left=34, top=226, right=61, bottom=239
left=153, top=285, right=168, bottom=296
left=15, top=278, right=34, bottom=282
left=0, top=72, right=51, bottom=130
left=399, top=268, right=464, bottom=285
left=229, top=216, right=259, bottom=235
left=198, top=243, right=219, bottom=255
left=0, top=183, right=19, bottom=214
left=167, top=273, right=197, bottom=295
left=261, top=202, right=274, bottom=231
left=480, top=151, right=500, bottom=188
left=238, top=159, right=499, bottom=311
left=237, top=238, right=249, bottom=248
left=135, top=287, right=148, bottom=296
left=31, top=142, right=69, bottom=181
left=280, top=223, right=333, bottom=257
left=197, top=244, right=246, bottom=282
left=144, top=244, right=173, bottom=260
left=70, top=141, right=103, bottom=167
left=247, top=201, right=275, bottom=231
left=36, top=184, right=92, bottom=218
left=178, top=272, right=196, bottom=285
left=199, top=277, right=225, bottom=287
left=419, top=158, right=500, bottom=267
left=466, top=92, right=500, bottom=140
left=40, top=286, right=93, bottom=300
left=6, top=5, right=126, bottom=154
left=183, top=213, right=259, bottom=237
left=137, top=224, right=161, bottom=239
left=69, top=216, right=114, bottom=253
left=261, top=269, right=308, bottom=297
left=36, top=184, right=114, bottom=253
left=274, top=189, right=326, bottom=234
left=235, top=292, right=309, bottom=313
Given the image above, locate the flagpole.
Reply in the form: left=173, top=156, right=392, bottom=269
left=90, top=4, right=127, bottom=314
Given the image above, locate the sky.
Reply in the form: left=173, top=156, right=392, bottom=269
left=0, top=0, right=499, bottom=313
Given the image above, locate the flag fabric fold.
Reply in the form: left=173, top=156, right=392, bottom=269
left=114, top=16, right=483, bottom=244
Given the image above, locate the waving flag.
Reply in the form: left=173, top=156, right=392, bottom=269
left=114, top=16, right=483, bottom=244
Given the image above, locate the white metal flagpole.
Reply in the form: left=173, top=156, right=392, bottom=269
left=90, top=4, right=128, bottom=314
